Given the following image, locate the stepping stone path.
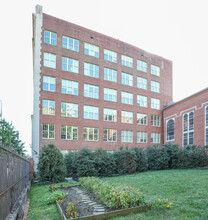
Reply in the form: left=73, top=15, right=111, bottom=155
left=73, top=187, right=106, bottom=215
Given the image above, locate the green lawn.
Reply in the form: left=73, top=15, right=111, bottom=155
left=28, top=170, right=208, bottom=220
left=103, top=169, right=208, bottom=220
left=27, top=182, right=78, bottom=220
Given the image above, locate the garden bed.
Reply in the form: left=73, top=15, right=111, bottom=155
left=57, top=185, right=150, bottom=219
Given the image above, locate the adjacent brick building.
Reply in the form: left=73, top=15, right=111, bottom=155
left=32, top=5, right=173, bottom=167
left=163, top=88, right=208, bottom=147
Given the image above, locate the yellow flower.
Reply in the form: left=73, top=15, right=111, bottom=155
left=170, top=203, right=172, bottom=206
left=166, top=199, right=168, bottom=201
left=158, top=199, right=160, bottom=202
left=167, top=205, right=170, bottom=208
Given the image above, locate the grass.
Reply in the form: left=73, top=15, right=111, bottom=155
left=103, top=169, right=208, bottom=220
left=28, top=170, right=208, bottom=220
left=27, top=182, right=78, bottom=220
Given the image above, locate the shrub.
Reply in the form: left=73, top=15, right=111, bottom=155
left=131, top=148, right=148, bottom=172
left=46, top=190, right=65, bottom=204
left=66, top=202, right=77, bottom=219
left=79, top=177, right=145, bottom=209
left=64, top=151, right=78, bottom=178
left=37, top=143, right=66, bottom=182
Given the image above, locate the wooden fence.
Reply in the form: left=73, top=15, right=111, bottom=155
left=0, top=146, right=31, bottom=220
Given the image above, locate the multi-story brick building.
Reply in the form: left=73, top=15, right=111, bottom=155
left=32, top=5, right=173, bottom=167
left=163, top=88, right=208, bottom=147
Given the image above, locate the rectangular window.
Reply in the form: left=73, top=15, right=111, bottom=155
left=151, top=115, right=161, bottom=127
left=43, top=76, right=56, bottom=92
left=137, top=77, right=147, bottom=90
left=84, top=105, right=99, bottom=120
left=121, top=130, right=133, bottom=143
left=62, top=57, right=79, bottom=73
left=183, top=112, right=194, bottom=147
left=137, top=132, right=147, bottom=143
left=151, top=81, right=160, bottom=93
left=44, top=30, right=57, bottom=45
left=137, top=113, right=147, bottom=125
left=121, top=72, right=133, bottom=86
left=103, top=129, right=117, bottom=142
left=61, top=125, right=78, bottom=140
left=121, top=111, right=133, bottom=124
left=84, top=63, right=99, bottom=78
left=137, top=95, right=147, bottom=107
left=137, top=60, right=147, bottom=72
left=62, top=36, right=79, bottom=52
left=61, top=79, right=78, bottom=95
left=205, top=106, right=208, bottom=145
left=84, top=84, right=99, bottom=99
left=166, top=119, right=175, bottom=141
left=42, top=124, right=55, bottom=139
left=83, top=127, right=99, bottom=141
left=103, top=108, right=117, bottom=122
left=151, top=98, right=160, bottom=110
left=121, top=91, right=133, bottom=105
left=44, top=52, right=56, bottom=69
left=151, top=133, right=160, bottom=144
left=121, top=55, right=133, bottom=68
left=151, top=65, right=160, bottom=76
left=61, top=102, right=78, bottom=118
left=104, top=49, right=117, bottom=63
left=104, top=68, right=117, bottom=82
left=84, top=43, right=99, bottom=58
left=104, top=88, right=117, bottom=102
left=42, top=100, right=55, bottom=115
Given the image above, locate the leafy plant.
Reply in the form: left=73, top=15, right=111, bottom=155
left=49, top=183, right=57, bottom=192
left=46, top=190, right=65, bottom=204
left=66, top=202, right=77, bottom=219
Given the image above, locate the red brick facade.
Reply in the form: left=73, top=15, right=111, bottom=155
left=35, top=11, right=173, bottom=152
left=163, top=88, right=208, bottom=147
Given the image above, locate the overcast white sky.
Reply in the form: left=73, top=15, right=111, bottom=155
left=0, top=0, right=207, bottom=155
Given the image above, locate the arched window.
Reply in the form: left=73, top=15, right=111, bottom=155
left=166, top=119, right=175, bottom=141
left=183, top=112, right=194, bottom=147
left=205, top=106, right=208, bottom=146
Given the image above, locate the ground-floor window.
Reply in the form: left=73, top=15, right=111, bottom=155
left=166, top=119, right=175, bottom=141
left=183, top=111, right=194, bottom=147
left=205, top=106, right=208, bottom=145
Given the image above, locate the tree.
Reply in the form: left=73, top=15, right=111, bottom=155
left=0, top=118, right=26, bottom=155
left=37, top=143, right=66, bottom=182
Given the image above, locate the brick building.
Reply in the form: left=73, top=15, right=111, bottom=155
left=32, top=5, right=173, bottom=167
left=163, top=88, right=208, bottom=147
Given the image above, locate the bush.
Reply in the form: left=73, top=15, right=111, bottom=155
left=64, top=151, right=78, bottom=179
left=37, top=143, right=66, bottom=182
left=79, top=177, right=145, bottom=209
left=131, top=148, right=148, bottom=172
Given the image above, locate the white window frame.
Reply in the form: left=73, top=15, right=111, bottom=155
left=84, top=63, right=99, bottom=78
left=61, top=79, right=78, bottom=95
left=61, top=125, right=78, bottom=140
left=137, top=77, right=147, bottom=90
left=121, top=91, right=133, bottom=105
left=151, top=65, right=160, bottom=76
left=84, top=84, right=99, bottom=99
left=151, top=115, right=161, bottom=127
left=104, top=68, right=117, bottom=82
left=103, top=108, right=117, bottom=122
left=151, top=98, right=160, bottom=110
left=42, top=124, right=55, bottom=139
left=43, top=76, right=56, bottom=92
left=121, top=111, right=133, bottom=124
left=42, top=100, right=55, bottom=115
left=151, top=81, right=160, bottom=93
left=166, top=118, right=175, bottom=142
left=151, top=133, right=160, bottom=144
left=103, top=129, right=117, bottom=142
left=137, top=60, right=147, bottom=72
left=44, top=30, right=57, bottom=45
left=84, top=43, right=99, bottom=58
left=137, top=132, right=147, bottom=143
left=62, top=57, right=79, bottom=73
left=104, top=49, right=117, bottom=63
left=62, top=36, right=79, bottom=52
left=205, top=106, right=208, bottom=145
left=137, top=95, right=147, bottom=107
left=83, top=105, right=99, bottom=120
left=83, top=127, right=99, bottom=141
left=121, top=72, right=133, bottom=87
left=61, top=102, right=78, bottom=118
left=121, top=130, right=133, bottom=143
left=121, top=55, right=133, bottom=68
left=183, top=111, right=194, bottom=147
left=137, top=113, right=148, bottom=125
left=104, top=88, right=117, bottom=102
left=44, top=52, right=56, bottom=69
